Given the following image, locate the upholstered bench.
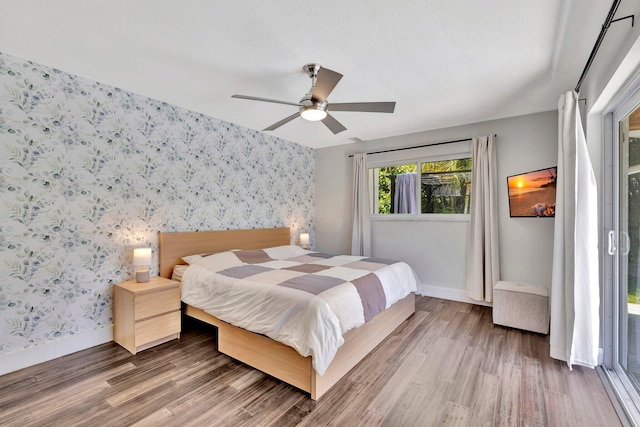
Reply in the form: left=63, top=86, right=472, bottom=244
left=492, top=281, right=550, bottom=334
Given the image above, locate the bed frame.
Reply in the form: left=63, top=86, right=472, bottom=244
left=159, top=227, right=415, bottom=400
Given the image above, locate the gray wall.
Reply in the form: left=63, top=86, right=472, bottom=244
left=315, top=111, right=557, bottom=302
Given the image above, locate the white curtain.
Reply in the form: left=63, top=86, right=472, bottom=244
left=551, top=90, right=599, bottom=368
left=466, top=135, right=500, bottom=302
left=394, top=173, right=417, bottom=214
left=351, top=153, right=372, bottom=256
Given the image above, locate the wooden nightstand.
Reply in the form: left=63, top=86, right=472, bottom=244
left=113, top=276, right=181, bottom=354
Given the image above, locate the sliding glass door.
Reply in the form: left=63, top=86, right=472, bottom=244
left=612, top=91, right=640, bottom=411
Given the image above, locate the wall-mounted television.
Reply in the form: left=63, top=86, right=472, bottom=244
left=507, top=166, right=557, bottom=217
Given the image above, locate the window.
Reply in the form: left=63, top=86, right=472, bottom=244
left=421, top=158, right=472, bottom=214
left=372, top=164, right=417, bottom=214
left=371, top=157, right=472, bottom=215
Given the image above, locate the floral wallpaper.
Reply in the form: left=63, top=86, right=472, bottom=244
left=0, top=52, right=314, bottom=356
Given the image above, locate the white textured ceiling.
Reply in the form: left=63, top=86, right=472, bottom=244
left=0, top=1, right=616, bottom=149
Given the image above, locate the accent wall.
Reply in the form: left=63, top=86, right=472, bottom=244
left=0, top=52, right=314, bottom=370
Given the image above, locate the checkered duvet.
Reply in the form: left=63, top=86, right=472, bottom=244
left=180, top=245, right=417, bottom=375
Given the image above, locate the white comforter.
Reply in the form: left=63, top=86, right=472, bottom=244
left=180, top=245, right=417, bottom=374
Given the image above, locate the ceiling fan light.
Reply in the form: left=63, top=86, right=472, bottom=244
left=301, top=107, right=327, bottom=122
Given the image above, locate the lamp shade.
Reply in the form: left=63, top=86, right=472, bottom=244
left=133, top=247, right=152, bottom=266
left=300, top=233, right=310, bottom=246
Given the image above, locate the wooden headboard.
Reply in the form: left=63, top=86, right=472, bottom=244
left=158, top=227, right=290, bottom=278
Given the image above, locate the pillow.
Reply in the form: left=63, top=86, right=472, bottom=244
left=182, top=253, right=212, bottom=265
left=190, top=251, right=244, bottom=272
left=263, top=245, right=309, bottom=259
left=182, top=250, right=242, bottom=265
left=171, top=264, right=189, bottom=282
left=180, top=246, right=308, bottom=274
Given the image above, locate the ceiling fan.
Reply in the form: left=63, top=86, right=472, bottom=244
left=232, top=63, right=396, bottom=134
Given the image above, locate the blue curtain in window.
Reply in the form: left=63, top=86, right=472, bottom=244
left=394, top=173, right=417, bottom=214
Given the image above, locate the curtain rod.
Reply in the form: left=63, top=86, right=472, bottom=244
left=348, top=135, right=496, bottom=158
left=575, top=0, right=634, bottom=92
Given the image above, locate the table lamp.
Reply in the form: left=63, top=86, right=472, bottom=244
left=300, top=233, right=310, bottom=250
left=133, top=247, right=151, bottom=283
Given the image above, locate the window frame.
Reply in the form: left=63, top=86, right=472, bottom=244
left=369, top=151, right=472, bottom=222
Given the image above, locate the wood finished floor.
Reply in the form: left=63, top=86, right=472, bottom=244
left=0, top=296, right=621, bottom=426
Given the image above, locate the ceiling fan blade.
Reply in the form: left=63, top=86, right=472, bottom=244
left=263, top=112, right=301, bottom=131
left=312, top=67, right=343, bottom=102
left=232, top=94, right=299, bottom=107
left=321, top=114, right=347, bottom=134
left=329, top=102, right=396, bottom=113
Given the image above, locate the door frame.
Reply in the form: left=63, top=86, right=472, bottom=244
left=603, top=79, right=640, bottom=420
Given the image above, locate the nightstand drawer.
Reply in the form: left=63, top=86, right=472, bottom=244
left=135, top=310, right=181, bottom=344
left=134, top=287, right=181, bottom=320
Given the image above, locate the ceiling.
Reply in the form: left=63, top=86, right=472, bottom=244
left=0, top=1, right=617, bottom=149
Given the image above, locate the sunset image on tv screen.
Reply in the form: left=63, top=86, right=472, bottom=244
left=507, top=167, right=557, bottom=217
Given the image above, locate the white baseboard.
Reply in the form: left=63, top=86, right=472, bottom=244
left=0, top=325, right=113, bottom=376
left=418, top=284, right=492, bottom=307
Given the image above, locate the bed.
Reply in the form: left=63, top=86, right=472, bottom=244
left=159, top=227, right=416, bottom=400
